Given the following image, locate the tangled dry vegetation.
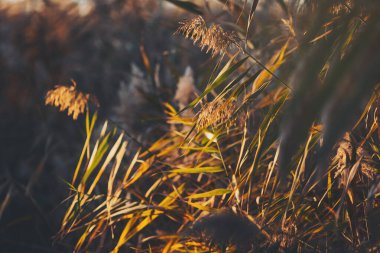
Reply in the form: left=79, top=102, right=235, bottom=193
left=2, top=0, right=380, bottom=252
left=47, top=1, right=380, bottom=252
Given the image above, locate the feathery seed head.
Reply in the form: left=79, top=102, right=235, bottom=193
left=176, top=16, right=240, bottom=57
left=202, top=24, right=240, bottom=56
left=176, top=16, right=207, bottom=44
left=196, top=98, right=236, bottom=130
left=45, top=81, right=90, bottom=120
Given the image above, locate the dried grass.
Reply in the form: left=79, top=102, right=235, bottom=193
left=43, top=1, right=380, bottom=252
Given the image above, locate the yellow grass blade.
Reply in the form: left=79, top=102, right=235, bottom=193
left=186, top=189, right=231, bottom=199
left=112, top=184, right=185, bottom=252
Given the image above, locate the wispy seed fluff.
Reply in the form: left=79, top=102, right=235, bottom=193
left=196, top=98, right=236, bottom=130
left=45, top=82, right=90, bottom=120
left=176, top=16, right=240, bottom=57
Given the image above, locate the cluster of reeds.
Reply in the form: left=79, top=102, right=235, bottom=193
left=46, top=0, right=380, bottom=252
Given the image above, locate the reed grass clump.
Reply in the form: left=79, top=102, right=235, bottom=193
left=41, top=1, right=380, bottom=252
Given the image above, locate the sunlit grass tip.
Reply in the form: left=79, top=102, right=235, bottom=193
left=176, top=15, right=241, bottom=57
left=45, top=81, right=92, bottom=120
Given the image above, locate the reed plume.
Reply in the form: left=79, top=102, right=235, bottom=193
left=196, top=98, right=236, bottom=130
left=45, top=81, right=90, bottom=120
left=176, top=16, right=240, bottom=57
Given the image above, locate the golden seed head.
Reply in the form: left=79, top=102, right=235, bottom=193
left=176, top=16, right=207, bottom=44
left=196, top=98, right=236, bottom=130
left=176, top=16, right=240, bottom=57
left=45, top=81, right=90, bottom=120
